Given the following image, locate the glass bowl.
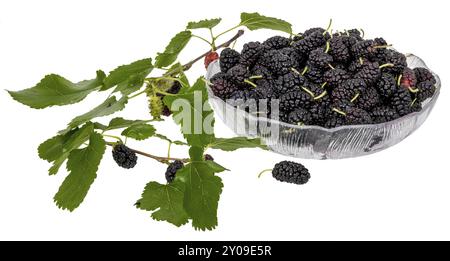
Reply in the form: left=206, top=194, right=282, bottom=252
left=206, top=54, right=441, bottom=159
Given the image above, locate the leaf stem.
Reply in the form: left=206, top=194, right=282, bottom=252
left=214, top=24, right=241, bottom=41
left=209, top=28, right=216, bottom=50
left=192, top=34, right=213, bottom=46
left=102, top=134, right=123, bottom=143
left=128, top=89, right=147, bottom=99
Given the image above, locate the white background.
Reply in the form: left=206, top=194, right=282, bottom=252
left=0, top=0, right=449, bottom=240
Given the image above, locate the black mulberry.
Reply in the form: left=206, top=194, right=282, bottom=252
left=112, top=144, right=137, bottom=169
left=263, top=36, right=291, bottom=50
left=354, top=87, right=380, bottom=110
left=240, top=41, right=264, bottom=66
left=354, top=62, right=381, bottom=85
left=272, top=161, right=310, bottom=185
left=323, top=68, right=350, bottom=89
left=308, top=48, right=333, bottom=69
left=274, top=71, right=305, bottom=95
left=219, top=48, right=240, bottom=73
left=413, top=67, right=436, bottom=84
left=227, top=64, right=250, bottom=84
left=165, top=160, right=184, bottom=183
left=210, top=72, right=238, bottom=99
left=259, top=50, right=294, bottom=75
left=416, top=81, right=436, bottom=102
left=376, top=73, right=397, bottom=99
left=389, top=88, right=413, bottom=116
left=329, top=36, right=350, bottom=63
left=286, top=108, right=313, bottom=125
left=370, top=106, right=399, bottom=123
left=279, top=90, right=314, bottom=112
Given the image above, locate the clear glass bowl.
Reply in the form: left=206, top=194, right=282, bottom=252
left=206, top=54, right=441, bottom=159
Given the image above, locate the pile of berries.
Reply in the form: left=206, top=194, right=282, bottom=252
left=210, top=27, right=437, bottom=128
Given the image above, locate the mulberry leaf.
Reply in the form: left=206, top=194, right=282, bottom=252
left=136, top=181, right=189, bottom=227
left=186, top=18, right=221, bottom=30
left=155, top=31, right=192, bottom=68
left=53, top=132, right=106, bottom=211
left=8, top=71, right=105, bottom=109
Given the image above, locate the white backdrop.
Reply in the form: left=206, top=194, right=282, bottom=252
left=0, top=0, right=449, bottom=240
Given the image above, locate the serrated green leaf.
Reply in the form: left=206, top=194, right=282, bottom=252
left=209, top=137, right=267, bottom=151
left=155, top=31, right=192, bottom=68
left=240, top=12, right=292, bottom=34
left=137, top=181, right=189, bottom=227
left=54, top=133, right=106, bottom=211
left=8, top=71, right=105, bottom=109
left=102, top=58, right=153, bottom=90
left=93, top=122, right=108, bottom=131
left=177, top=146, right=223, bottom=231
left=61, top=96, right=128, bottom=134
left=38, top=123, right=94, bottom=175
left=104, top=117, right=144, bottom=131
left=153, top=133, right=188, bottom=146
left=186, top=18, right=221, bottom=29
left=121, top=123, right=156, bottom=141
left=38, top=129, right=77, bottom=162
left=163, top=77, right=214, bottom=148
left=205, top=160, right=229, bottom=173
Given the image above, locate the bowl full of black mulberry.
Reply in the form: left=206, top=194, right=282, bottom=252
left=206, top=27, right=440, bottom=159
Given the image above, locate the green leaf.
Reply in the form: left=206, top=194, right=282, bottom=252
left=164, top=77, right=214, bottom=148
left=155, top=31, right=192, bottom=68
left=205, top=160, right=229, bottom=173
left=154, top=133, right=188, bottom=146
left=137, top=181, right=189, bottom=227
left=102, top=58, right=153, bottom=90
left=38, top=123, right=94, bottom=175
left=209, top=137, right=267, bottom=151
left=240, top=12, right=292, bottom=34
left=104, top=117, right=145, bottom=131
left=38, top=129, right=76, bottom=163
left=121, top=123, right=156, bottom=141
left=177, top=146, right=223, bottom=230
left=54, top=132, right=106, bottom=211
left=62, top=96, right=128, bottom=134
left=8, top=71, right=105, bottom=109
left=186, top=18, right=221, bottom=29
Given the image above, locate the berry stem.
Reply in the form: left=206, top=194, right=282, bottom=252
left=249, top=75, right=263, bottom=80
left=350, top=92, right=360, bottom=103
left=323, top=19, right=333, bottom=35
left=397, top=74, right=403, bottom=86
left=379, top=63, right=394, bottom=69
left=324, top=41, right=330, bottom=53
left=314, top=90, right=327, bottom=100
left=106, top=142, right=189, bottom=163
left=301, top=66, right=308, bottom=75
left=291, top=67, right=301, bottom=75
left=301, top=87, right=315, bottom=98
left=257, top=169, right=273, bottom=178
left=408, top=87, right=419, bottom=93
left=332, top=108, right=347, bottom=116
left=244, top=79, right=257, bottom=88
